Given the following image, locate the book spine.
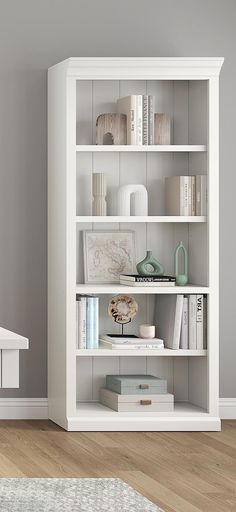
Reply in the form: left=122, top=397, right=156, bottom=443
left=188, top=177, right=192, bottom=216
left=120, top=276, right=175, bottom=282
left=196, top=175, right=207, bottom=215
left=191, top=176, right=196, bottom=216
left=180, top=297, right=188, bottom=349
left=136, top=95, right=143, bottom=145
left=148, top=96, right=154, bottom=145
left=196, top=295, right=203, bottom=349
left=86, top=297, right=94, bottom=349
left=93, top=297, right=99, bottom=349
left=180, top=177, right=189, bottom=215
left=172, top=295, right=184, bottom=349
left=143, top=95, right=148, bottom=145
left=127, top=95, right=136, bottom=145
left=77, top=297, right=86, bottom=349
left=188, top=295, right=197, bottom=349
left=203, top=296, right=207, bottom=349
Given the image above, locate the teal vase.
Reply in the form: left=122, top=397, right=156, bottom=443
left=136, top=251, right=164, bottom=276
left=174, top=241, right=188, bottom=286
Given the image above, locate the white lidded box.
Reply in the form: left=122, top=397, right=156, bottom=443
left=100, top=388, right=174, bottom=412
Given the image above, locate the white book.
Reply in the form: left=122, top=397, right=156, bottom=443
left=155, top=295, right=184, bottom=349
left=93, top=297, right=99, bottom=349
left=148, top=96, right=154, bottom=144
left=143, top=95, right=148, bottom=145
left=77, top=297, right=87, bottom=349
left=188, top=177, right=192, bottom=216
left=196, top=175, right=207, bottom=215
left=117, top=95, right=137, bottom=144
left=203, top=296, right=207, bottom=349
left=180, top=297, right=188, bottom=349
left=188, top=295, right=197, bottom=349
left=99, top=335, right=164, bottom=350
left=196, top=295, right=204, bottom=349
left=136, top=95, right=143, bottom=145
left=165, top=176, right=190, bottom=216
left=191, top=176, right=196, bottom=215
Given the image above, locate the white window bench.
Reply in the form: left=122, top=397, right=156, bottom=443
left=0, top=327, right=29, bottom=388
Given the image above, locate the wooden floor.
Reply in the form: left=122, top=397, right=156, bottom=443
left=0, top=421, right=235, bottom=511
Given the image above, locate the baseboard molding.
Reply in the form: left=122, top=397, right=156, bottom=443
left=0, top=398, right=48, bottom=419
left=219, top=398, right=236, bottom=419
left=0, top=398, right=235, bottom=421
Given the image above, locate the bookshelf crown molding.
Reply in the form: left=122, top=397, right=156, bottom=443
left=49, top=57, right=224, bottom=79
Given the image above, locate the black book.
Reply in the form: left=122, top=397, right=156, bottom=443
left=120, top=274, right=176, bottom=282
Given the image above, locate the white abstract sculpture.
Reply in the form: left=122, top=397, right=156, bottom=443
left=92, top=173, right=107, bottom=215
left=117, top=184, right=148, bottom=216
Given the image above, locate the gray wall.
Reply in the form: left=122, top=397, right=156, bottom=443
left=0, top=0, right=234, bottom=398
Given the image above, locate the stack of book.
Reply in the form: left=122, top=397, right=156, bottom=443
left=99, top=334, right=164, bottom=350
left=165, top=175, right=207, bottom=216
left=156, top=294, right=207, bottom=350
left=76, top=294, right=99, bottom=349
left=100, top=374, right=174, bottom=412
left=117, top=95, right=154, bottom=145
left=120, top=274, right=176, bottom=287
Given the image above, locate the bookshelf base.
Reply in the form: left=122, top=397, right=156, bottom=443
left=63, top=402, right=221, bottom=431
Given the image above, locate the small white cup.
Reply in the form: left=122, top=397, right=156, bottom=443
left=139, top=324, right=155, bottom=339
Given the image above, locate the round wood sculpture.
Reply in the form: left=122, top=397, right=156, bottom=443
left=96, top=113, right=127, bottom=145
left=108, top=295, right=138, bottom=325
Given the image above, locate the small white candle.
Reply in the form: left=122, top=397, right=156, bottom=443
left=139, top=324, right=155, bottom=339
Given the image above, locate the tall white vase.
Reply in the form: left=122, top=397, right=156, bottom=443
left=92, top=173, right=107, bottom=216
left=117, top=184, right=148, bottom=216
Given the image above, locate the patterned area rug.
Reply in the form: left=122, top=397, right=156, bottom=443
left=0, top=478, right=163, bottom=511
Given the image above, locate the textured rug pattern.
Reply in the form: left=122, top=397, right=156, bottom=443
left=0, top=478, right=163, bottom=511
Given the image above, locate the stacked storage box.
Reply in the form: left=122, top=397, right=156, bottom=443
left=100, top=375, right=174, bottom=412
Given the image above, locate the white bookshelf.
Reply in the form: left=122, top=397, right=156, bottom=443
left=48, top=57, right=223, bottom=431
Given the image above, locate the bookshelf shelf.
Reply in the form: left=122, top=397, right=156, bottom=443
left=76, top=144, right=207, bottom=152
left=76, top=284, right=210, bottom=295
left=76, top=216, right=207, bottom=223
left=48, top=57, right=223, bottom=432
left=76, top=348, right=207, bottom=357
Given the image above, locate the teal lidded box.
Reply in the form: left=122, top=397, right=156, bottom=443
left=106, top=375, right=167, bottom=395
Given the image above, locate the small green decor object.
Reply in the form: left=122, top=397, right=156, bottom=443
left=136, top=251, right=164, bottom=276
left=174, top=241, right=188, bottom=286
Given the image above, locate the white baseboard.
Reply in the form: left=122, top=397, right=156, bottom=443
left=0, top=398, right=48, bottom=419
left=0, top=398, right=235, bottom=421
left=219, top=398, right=236, bottom=419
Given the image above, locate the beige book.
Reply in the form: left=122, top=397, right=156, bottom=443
left=165, top=176, right=190, bottom=215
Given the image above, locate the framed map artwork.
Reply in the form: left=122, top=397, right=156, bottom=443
left=83, top=231, right=136, bottom=283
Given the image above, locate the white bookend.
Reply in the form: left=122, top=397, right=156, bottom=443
left=203, top=296, right=207, bottom=349
left=196, top=175, right=207, bottom=215
left=155, top=295, right=184, bottom=349
left=77, top=297, right=87, bottom=349
left=117, top=95, right=137, bottom=145
left=180, top=297, right=189, bottom=349
left=196, top=295, right=204, bottom=349
left=191, top=176, right=196, bottom=216
left=188, top=295, right=197, bottom=349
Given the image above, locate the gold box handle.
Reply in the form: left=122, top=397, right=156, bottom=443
left=140, top=400, right=152, bottom=406
left=139, top=384, right=149, bottom=390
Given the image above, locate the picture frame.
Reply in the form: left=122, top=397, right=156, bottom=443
left=83, top=230, right=136, bottom=283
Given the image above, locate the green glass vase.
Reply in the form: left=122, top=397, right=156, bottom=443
left=136, top=251, right=164, bottom=276
left=174, top=241, right=188, bottom=286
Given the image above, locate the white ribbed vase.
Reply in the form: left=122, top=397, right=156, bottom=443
left=92, top=173, right=107, bottom=216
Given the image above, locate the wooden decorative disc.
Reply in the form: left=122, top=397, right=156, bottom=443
left=108, top=295, right=138, bottom=324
